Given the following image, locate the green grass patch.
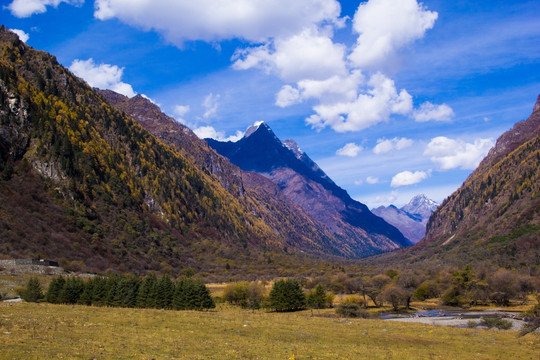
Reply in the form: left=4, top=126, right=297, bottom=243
left=0, top=302, right=538, bottom=359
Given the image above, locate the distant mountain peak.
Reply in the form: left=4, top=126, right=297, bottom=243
left=402, top=194, right=439, bottom=218
left=207, top=121, right=410, bottom=255
left=372, top=194, right=438, bottom=243
left=244, top=121, right=267, bottom=138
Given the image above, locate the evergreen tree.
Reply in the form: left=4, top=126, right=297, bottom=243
left=21, top=277, right=43, bottom=302
left=119, top=275, right=140, bottom=308
left=91, top=277, right=108, bottom=306
left=106, top=275, right=122, bottom=307
left=58, top=277, right=84, bottom=304
left=136, top=274, right=157, bottom=308
left=156, top=275, right=174, bottom=309
left=268, top=279, right=306, bottom=312
left=78, top=278, right=94, bottom=306
left=45, top=276, right=65, bottom=304
left=306, top=284, right=327, bottom=309
left=173, top=278, right=214, bottom=310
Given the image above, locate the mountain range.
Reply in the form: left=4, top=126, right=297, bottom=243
left=0, top=26, right=538, bottom=275
left=0, top=27, right=408, bottom=276
left=372, top=195, right=439, bottom=243
left=207, top=122, right=410, bottom=254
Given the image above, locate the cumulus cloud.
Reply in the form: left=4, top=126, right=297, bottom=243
left=233, top=0, right=437, bottom=134
left=349, top=0, right=438, bottom=68
left=9, top=29, right=29, bottom=43
left=305, top=73, right=412, bottom=132
left=94, top=0, right=341, bottom=45
left=336, top=143, right=363, bottom=157
left=373, top=137, right=413, bottom=154
left=69, top=58, right=136, bottom=97
left=413, top=101, right=454, bottom=122
left=390, top=170, right=429, bottom=187
left=193, top=126, right=243, bottom=142
left=424, top=136, right=494, bottom=170
left=233, top=27, right=347, bottom=82
left=202, top=93, right=220, bottom=119
left=366, top=176, right=379, bottom=184
left=173, top=105, right=190, bottom=123
left=7, top=0, right=83, bottom=18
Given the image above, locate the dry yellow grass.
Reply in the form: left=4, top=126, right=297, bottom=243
left=1, top=302, right=538, bottom=359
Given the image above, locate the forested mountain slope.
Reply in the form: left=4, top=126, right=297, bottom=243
left=367, top=95, right=540, bottom=270
left=0, top=27, right=305, bottom=275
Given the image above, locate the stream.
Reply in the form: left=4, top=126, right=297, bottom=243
left=380, top=308, right=526, bottom=330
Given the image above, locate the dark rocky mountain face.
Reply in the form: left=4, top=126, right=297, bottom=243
left=207, top=123, right=411, bottom=256
left=372, top=195, right=438, bottom=243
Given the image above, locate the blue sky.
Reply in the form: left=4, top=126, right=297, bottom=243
left=3, top=0, right=539, bottom=208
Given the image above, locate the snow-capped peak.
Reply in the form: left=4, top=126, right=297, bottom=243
left=244, top=121, right=265, bottom=138
left=401, top=194, right=439, bottom=218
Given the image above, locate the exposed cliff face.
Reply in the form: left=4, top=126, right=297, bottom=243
left=208, top=123, right=411, bottom=256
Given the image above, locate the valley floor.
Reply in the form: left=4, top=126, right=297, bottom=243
left=0, top=302, right=538, bottom=359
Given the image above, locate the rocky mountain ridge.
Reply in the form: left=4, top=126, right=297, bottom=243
left=207, top=122, right=411, bottom=255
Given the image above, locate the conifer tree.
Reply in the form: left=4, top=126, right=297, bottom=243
left=269, top=279, right=306, bottom=312
left=306, top=284, right=327, bottom=309
left=91, top=276, right=108, bottom=306
left=58, top=277, right=84, bottom=304
left=45, top=276, right=65, bottom=304
left=137, top=274, right=157, bottom=308
left=21, top=277, right=43, bottom=302
left=156, top=275, right=174, bottom=309
left=78, top=277, right=95, bottom=306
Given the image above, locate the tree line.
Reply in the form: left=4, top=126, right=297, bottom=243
left=21, top=274, right=215, bottom=310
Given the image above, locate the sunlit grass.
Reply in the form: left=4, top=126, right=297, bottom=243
left=1, top=302, right=537, bottom=359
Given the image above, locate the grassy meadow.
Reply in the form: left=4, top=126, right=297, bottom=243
left=1, top=302, right=538, bottom=359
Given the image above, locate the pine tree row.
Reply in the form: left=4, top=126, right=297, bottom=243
left=44, top=274, right=215, bottom=310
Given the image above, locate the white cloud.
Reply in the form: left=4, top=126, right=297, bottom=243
left=276, top=70, right=365, bottom=108
left=174, top=105, right=190, bottom=117
left=275, top=85, right=301, bottom=108
left=193, top=126, right=243, bottom=142
left=202, top=93, right=220, bottom=119
left=336, top=143, right=363, bottom=157
left=233, top=27, right=347, bottom=82
left=349, top=0, right=438, bottom=68
left=305, top=72, right=413, bottom=132
left=424, top=136, right=494, bottom=170
left=373, top=137, right=413, bottom=154
left=390, top=170, right=429, bottom=187
left=413, top=101, right=454, bottom=122
left=94, top=0, right=341, bottom=45
left=69, top=58, right=136, bottom=97
left=173, top=105, right=190, bottom=123
left=7, top=0, right=83, bottom=18
left=354, top=179, right=363, bottom=186
left=9, top=29, right=29, bottom=43
left=366, top=176, right=379, bottom=184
